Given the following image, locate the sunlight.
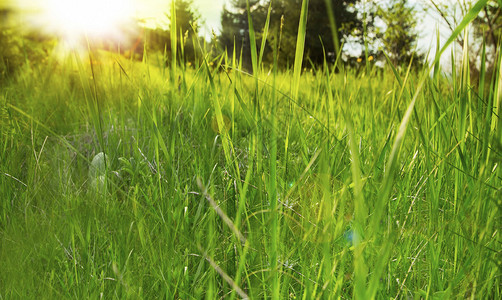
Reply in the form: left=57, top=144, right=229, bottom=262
left=38, top=0, right=135, bottom=47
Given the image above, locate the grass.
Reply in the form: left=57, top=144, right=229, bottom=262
left=1, top=1, right=501, bottom=299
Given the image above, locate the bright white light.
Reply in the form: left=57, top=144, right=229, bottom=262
left=38, top=0, right=135, bottom=47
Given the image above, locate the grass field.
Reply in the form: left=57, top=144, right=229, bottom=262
left=1, top=4, right=501, bottom=299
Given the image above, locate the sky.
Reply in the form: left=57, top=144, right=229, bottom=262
left=8, top=0, right=227, bottom=37
left=134, top=0, right=227, bottom=36
left=9, top=1, right=454, bottom=37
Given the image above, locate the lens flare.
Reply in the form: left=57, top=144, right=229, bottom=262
left=37, top=0, right=135, bottom=47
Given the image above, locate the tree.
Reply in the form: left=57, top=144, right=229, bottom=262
left=219, top=0, right=261, bottom=70
left=145, top=1, right=201, bottom=63
left=295, top=0, right=365, bottom=65
left=0, top=7, right=16, bottom=82
left=169, top=0, right=200, bottom=39
left=472, top=1, right=501, bottom=64
left=428, top=0, right=501, bottom=79
left=145, top=27, right=170, bottom=52
left=377, top=0, right=424, bottom=67
left=1, top=7, right=54, bottom=84
left=219, top=0, right=367, bottom=69
left=169, top=0, right=201, bottom=64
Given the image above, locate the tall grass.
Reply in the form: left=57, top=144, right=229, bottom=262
left=0, top=0, right=500, bottom=298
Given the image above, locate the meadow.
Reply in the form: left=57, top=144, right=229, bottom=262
left=1, top=5, right=501, bottom=299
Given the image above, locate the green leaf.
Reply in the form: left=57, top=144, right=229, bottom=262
left=246, top=0, right=258, bottom=76
left=292, top=0, right=309, bottom=99
left=258, top=2, right=272, bottom=69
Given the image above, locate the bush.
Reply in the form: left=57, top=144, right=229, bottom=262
left=0, top=15, right=55, bottom=85
left=0, top=26, right=24, bottom=83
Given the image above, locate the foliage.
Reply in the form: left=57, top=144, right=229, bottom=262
left=219, top=0, right=261, bottom=70
left=169, top=0, right=201, bottom=64
left=0, top=9, right=55, bottom=84
left=145, top=27, right=170, bottom=52
left=272, top=0, right=364, bottom=66
left=146, top=0, right=202, bottom=65
left=219, top=0, right=366, bottom=69
left=168, top=0, right=200, bottom=37
left=473, top=1, right=501, bottom=46
left=472, top=0, right=501, bottom=76
left=428, top=0, right=501, bottom=79
left=0, top=8, right=24, bottom=83
left=377, top=0, right=424, bottom=67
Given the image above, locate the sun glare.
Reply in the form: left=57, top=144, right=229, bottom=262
left=39, top=0, right=135, bottom=47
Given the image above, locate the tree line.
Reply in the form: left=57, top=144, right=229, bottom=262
left=1, top=0, right=500, bottom=82
left=146, top=0, right=426, bottom=70
left=150, top=0, right=500, bottom=74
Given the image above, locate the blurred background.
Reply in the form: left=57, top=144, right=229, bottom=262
left=1, top=0, right=501, bottom=81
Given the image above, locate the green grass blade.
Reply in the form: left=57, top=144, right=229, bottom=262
left=292, top=0, right=309, bottom=99
left=323, top=0, right=341, bottom=71
left=479, top=36, right=486, bottom=102
left=370, top=67, right=429, bottom=239
left=246, top=0, right=258, bottom=76
left=432, top=0, right=488, bottom=67
left=433, top=26, right=441, bottom=81
left=258, top=2, right=272, bottom=69
left=494, top=40, right=502, bottom=147
left=170, top=0, right=177, bottom=85
left=269, top=18, right=280, bottom=299
left=346, top=117, right=368, bottom=300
